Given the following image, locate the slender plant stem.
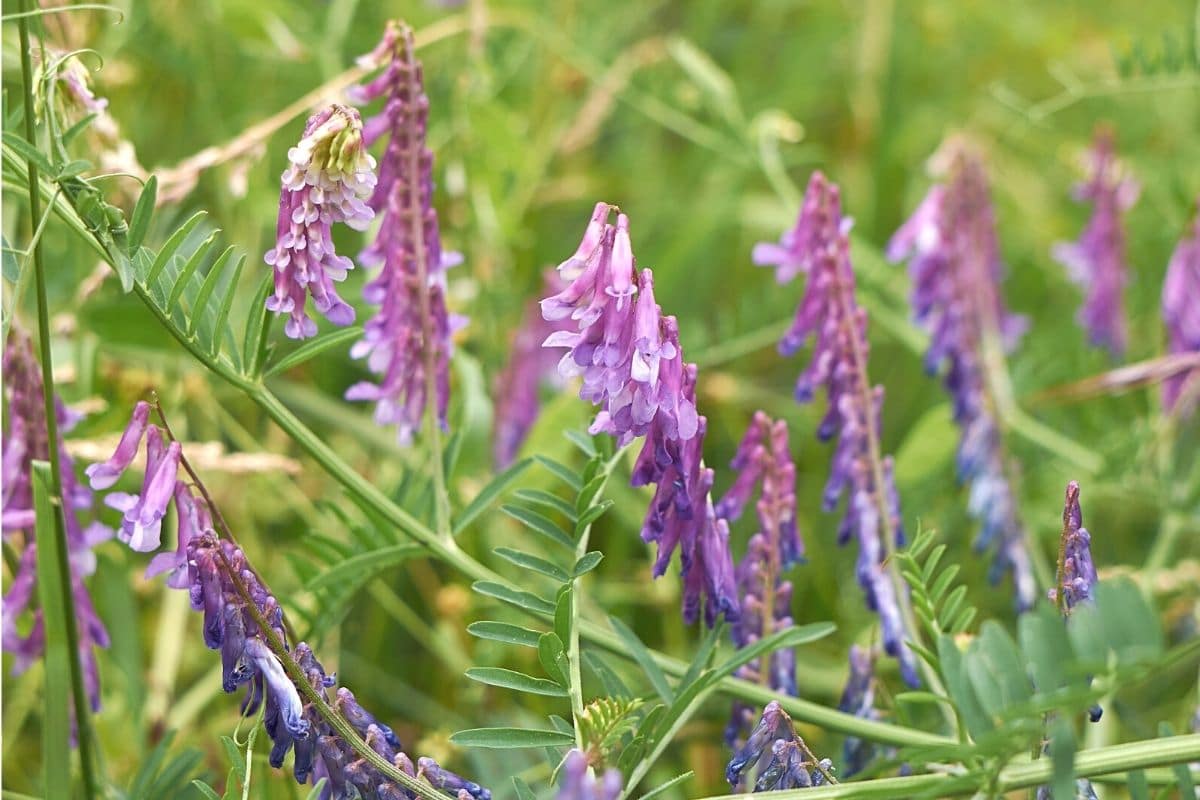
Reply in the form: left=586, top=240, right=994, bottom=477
left=696, top=734, right=1200, bottom=800
left=16, top=6, right=100, bottom=797
left=397, top=25, right=452, bottom=539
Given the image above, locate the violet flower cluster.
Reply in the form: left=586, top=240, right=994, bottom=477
left=888, top=143, right=1036, bottom=610
left=1162, top=202, right=1200, bottom=414
left=541, top=203, right=738, bottom=626
left=718, top=412, right=801, bottom=746
left=493, top=271, right=573, bottom=468
left=726, top=701, right=835, bottom=791
left=556, top=750, right=622, bottom=800
left=88, top=405, right=490, bottom=799
left=1054, top=481, right=1098, bottom=613
left=344, top=22, right=465, bottom=442
left=835, top=645, right=880, bottom=777
left=264, top=104, right=378, bottom=340
left=756, top=172, right=917, bottom=686
left=1051, top=128, right=1138, bottom=356
left=2, top=332, right=110, bottom=714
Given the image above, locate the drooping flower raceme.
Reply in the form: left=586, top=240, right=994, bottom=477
left=757, top=171, right=918, bottom=686
left=542, top=204, right=738, bottom=626
left=836, top=645, right=881, bottom=777
left=88, top=404, right=490, bottom=799
left=719, top=412, right=802, bottom=747
left=556, top=750, right=622, bottom=800
left=1162, top=202, right=1200, bottom=415
left=888, top=142, right=1036, bottom=610
left=1052, top=128, right=1138, bottom=356
left=1, top=331, right=111, bottom=714
left=344, top=22, right=464, bottom=442
left=726, top=701, right=835, bottom=790
left=264, top=104, right=377, bottom=339
left=493, top=271, right=574, bottom=468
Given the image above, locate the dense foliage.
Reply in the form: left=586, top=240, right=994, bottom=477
left=2, top=2, right=1199, bottom=799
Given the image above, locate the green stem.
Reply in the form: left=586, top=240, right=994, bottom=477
left=696, top=734, right=1200, bottom=800
left=16, top=6, right=100, bottom=797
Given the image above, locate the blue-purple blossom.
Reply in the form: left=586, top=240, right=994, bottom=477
left=557, top=750, right=622, bottom=800
left=888, top=143, right=1036, bottom=610
left=264, top=104, right=377, bottom=339
left=836, top=645, right=881, bottom=777
left=543, top=204, right=737, bottom=626
left=758, top=171, right=917, bottom=686
left=493, top=271, right=573, bottom=467
left=1054, top=481, right=1098, bottom=612
left=1, top=331, right=111, bottom=714
left=1052, top=128, right=1138, bottom=356
left=1162, top=202, right=1200, bottom=414
left=720, top=412, right=801, bottom=746
left=726, top=701, right=834, bottom=790
left=345, top=22, right=465, bottom=442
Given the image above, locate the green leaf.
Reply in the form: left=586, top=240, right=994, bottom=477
left=1126, top=770, right=1149, bottom=800
left=512, top=488, right=577, bottom=520
left=572, top=551, right=604, bottom=577
left=190, top=781, right=222, bottom=800
left=637, top=770, right=694, bottom=800
left=145, top=211, right=205, bottom=287
left=713, top=623, right=835, bottom=685
left=167, top=232, right=217, bottom=309
left=2, top=235, right=19, bottom=282
left=563, top=428, right=598, bottom=457
left=453, top=458, right=533, bottom=535
left=1048, top=717, right=1076, bottom=800
left=966, top=621, right=1031, bottom=716
left=678, top=621, right=724, bottom=692
left=1160, top=723, right=1196, bottom=796
left=534, top=455, right=582, bottom=490
left=538, top=632, right=570, bottom=687
left=575, top=499, right=614, bottom=534
left=576, top=474, right=606, bottom=511
left=512, top=777, right=537, bottom=800
left=472, top=581, right=556, bottom=615
left=55, top=159, right=92, bottom=180
left=467, top=621, right=543, bottom=649
left=500, top=504, right=574, bottom=549
left=3, top=131, right=53, bottom=174
left=465, top=667, right=569, bottom=697
left=494, top=547, right=570, bottom=582
left=449, top=727, right=575, bottom=749
left=264, top=327, right=363, bottom=377
left=554, top=585, right=572, bottom=645
left=242, top=273, right=273, bottom=376
left=583, top=651, right=633, bottom=700
left=62, top=112, right=98, bottom=146
left=127, top=175, right=156, bottom=251
left=609, top=615, right=674, bottom=702
left=894, top=691, right=956, bottom=707
left=1019, top=603, right=1070, bottom=694
left=208, top=252, right=246, bottom=357
left=32, top=462, right=70, bottom=800
left=220, top=735, right=245, bottom=783
left=938, top=634, right=992, bottom=739
left=186, top=245, right=236, bottom=336
left=304, top=544, right=423, bottom=594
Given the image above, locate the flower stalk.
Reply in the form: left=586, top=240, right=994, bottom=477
left=16, top=5, right=99, bottom=794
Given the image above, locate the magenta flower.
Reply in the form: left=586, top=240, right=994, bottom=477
left=344, top=23, right=464, bottom=442
left=1162, top=201, right=1200, bottom=414
left=758, top=172, right=918, bottom=686
left=889, top=142, right=1036, bottom=609
left=493, top=272, right=574, bottom=467
left=542, top=204, right=736, bottom=626
left=1052, top=128, right=1138, bottom=356
left=1, top=331, right=111, bottom=714
left=263, top=104, right=377, bottom=340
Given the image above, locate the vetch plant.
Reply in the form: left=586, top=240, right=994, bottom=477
left=2, top=7, right=1199, bottom=800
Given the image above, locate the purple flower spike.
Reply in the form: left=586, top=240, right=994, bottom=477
left=889, top=142, right=1036, bottom=609
left=345, top=23, right=463, bottom=442
left=1052, top=128, right=1138, bottom=356
left=1055, top=481, right=1098, bottom=611
left=837, top=645, right=883, bottom=776
left=762, top=172, right=919, bottom=684
left=493, top=272, right=574, bottom=467
left=85, top=399, right=150, bottom=489
left=726, top=701, right=834, bottom=790
left=264, top=104, right=377, bottom=340
left=1162, top=202, right=1200, bottom=414
left=2, top=331, right=110, bottom=717
left=557, top=750, right=622, bottom=800
left=105, top=427, right=182, bottom=552
left=543, top=204, right=736, bottom=626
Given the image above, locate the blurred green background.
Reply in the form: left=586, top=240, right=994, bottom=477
left=3, top=0, right=1199, bottom=797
